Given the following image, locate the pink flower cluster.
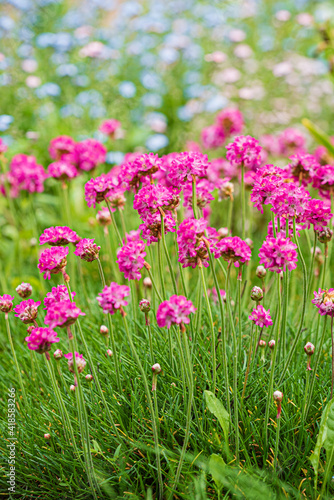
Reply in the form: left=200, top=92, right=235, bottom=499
left=44, top=285, right=75, bottom=309
left=49, top=135, right=76, bottom=162
left=75, top=139, right=107, bottom=172
left=249, top=305, right=273, bottom=328
left=45, top=300, right=85, bottom=328
left=64, top=352, right=87, bottom=373
left=13, top=299, right=41, bottom=324
left=0, top=294, right=14, bottom=313
left=162, top=152, right=209, bottom=187
left=99, top=119, right=121, bottom=136
left=4, top=154, right=48, bottom=197
left=74, top=238, right=100, bottom=262
left=85, top=174, right=115, bottom=208
left=183, top=179, right=215, bottom=210
left=39, top=226, right=80, bottom=246
left=133, top=184, right=179, bottom=216
left=213, top=236, right=251, bottom=268
left=201, top=108, right=244, bottom=150
left=38, top=246, right=69, bottom=280
left=139, top=211, right=176, bottom=245
left=156, top=295, right=196, bottom=329
left=226, top=136, right=262, bottom=169
left=116, top=240, right=146, bottom=280
left=25, top=327, right=59, bottom=353
left=96, top=282, right=130, bottom=315
left=259, top=234, right=298, bottom=273
left=177, top=218, right=209, bottom=269
left=48, top=161, right=78, bottom=181
left=312, top=289, right=334, bottom=317
left=118, top=153, right=162, bottom=191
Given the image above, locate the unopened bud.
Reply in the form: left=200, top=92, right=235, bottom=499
left=100, top=325, right=109, bottom=337
left=85, top=374, right=93, bottom=382
left=219, top=181, right=234, bottom=200
left=143, top=277, right=152, bottom=288
left=251, top=286, right=263, bottom=302
left=26, top=325, right=34, bottom=334
left=259, top=340, right=266, bottom=348
left=70, top=385, right=76, bottom=392
left=44, top=433, right=51, bottom=440
left=139, top=299, right=151, bottom=313
left=152, top=363, right=161, bottom=391
left=256, top=265, right=266, bottom=279
left=304, top=342, right=315, bottom=356
left=318, top=228, right=333, bottom=244
left=273, top=390, right=283, bottom=418
left=268, top=340, right=275, bottom=350
left=152, top=363, right=162, bottom=373
left=53, top=349, right=63, bottom=360
left=16, top=282, right=32, bottom=298
left=106, top=349, right=113, bottom=357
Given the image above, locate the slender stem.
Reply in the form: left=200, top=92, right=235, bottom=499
left=157, top=239, right=166, bottom=299
left=104, top=197, right=122, bottom=246
left=237, top=273, right=242, bottom=358
left=242, top=322, right=254, bottom=400
left=274, top=417, right=281, bottom=470
left=192, top=176, right=198, bottom=219
left=146, top=266, right=163, bottom=303
left=147, top=320, right=154, bottom=364
left=200, top=265, right=216, bottom=393
left=241, top=163, right=245, bottom=239
left=5, top=315, right=27, bottom=405
left=118, top=208, right=127, bottom=240
left=307, top=230, right=317, bottom=301
left=227, top=198, right=233, bottom=233
left=160, top=211, right=178, bottom=295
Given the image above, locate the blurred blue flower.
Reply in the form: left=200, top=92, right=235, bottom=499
left=140, top=71, right=162, bottom=91
left=177, top=106, right=193, bottom=121
left=119, top=81, right=136, bottom=98
left=89, top=105, right=106, bottom=118
left=0, top=115, right=14, bottom=131
left=159, top=47, right=179, bottom=64
left=0, top=16, right=15, bottom=31
left=146, top=134, right=169, bottom=151
left=36, top=33, right=56, bottom=48
left=141, top=93, right=162, bottom=108
left=106, top=151, right=125, bottom=164
left=35, top=83, right=61, bottom=98
left=7, top=0, right=32, bottom=10
left=120, top=1, right=143, bottom=18
left=60, top=104, right=83, bottom=118
left=204, top=95, right=228, bottom=113
left=56, top=64, right=78, bottom=77
left=0, top=74, right=11, bottom=86
left=73, top=75, right=90, bottom=87
left=76, top=90, right=102, bottom=106
left=140, top=53, right=156, bottom=68
left=17, top=44, right=33, bottom=58
left=53, top=33, right=73, bottom=52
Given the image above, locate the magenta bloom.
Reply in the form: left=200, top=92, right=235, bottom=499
left=249, top=305, right=273, bottom=328
left=45, top=300, right=85, bottom=328
left=259, top=234, right=298, bottom=273
left=312, top=289, right=334, bottom=317
left=226, top=135, right=262, bottom=169
left=201, top=125, right=225, bottom=149
left=118, top=153, right=162, bottom=191
left=0, top=295, right=14, bottom=313
left=116, top=240, right=146, bottom=280
left=25, top=327, right=59, bottom=353
left=162, top=152, right=209, bottom=187
left=16, top=282, right=32, bottom=298
left=44, top=285, right=76, bottom=310
left=74, top=238, right=100, bottom=262
left=48, top=161, right=78, bottom=181
left=125, top=229, right=142, bottom=242
left=39, top=226, right=80, bottom=246
left=99, top=119, right=121, bottom=136
left=288, top=153, right=319, bottom=185
left=250, top=165, right=286, bottom=213
left=49, top=135, right=76, bottom=162
left=312, top=164, right=334, bottom=199
left=304, top=198, right=332, bottom=231
left=183, top=179, right=215, bottom=210
left=38, top=246, right=69, bottom=280
left=75, top=139, right=106, bottom=171
left=0, top=138, right=8, bottom=154
left=213, top=236, right=251, bottom=267
left=208, top=288, right=226, bottom=305
left=215, top=108, right=244, bottom=136
left=13, top=299, right=41, bottom=324
left=139, top=211, right=176, bottom=245
left=9, top=154, right=47, bottom=195
left=133, top=183, right=179, bottom=216
left=84, top=174, right=114, bottom=208
left=177, top=218, right=209, bottom=269
left=270, top=183, right=310, bottom=222
left=278, top=128, right=305, bottom=156
left=156, top=295, right=196, bottom=329
left=97, top=282, right=130, bottom=315
left=64, top=352, right=86, bottom=373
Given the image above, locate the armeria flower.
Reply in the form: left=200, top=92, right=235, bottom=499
left=38, top=246, right=69, bottom=280
left=140, top=211, right=176, bottom=245
left=156, top=295, right=196, bottom=329
left=106, top=187, right=126, bottom=211
left=259, top=234, right=298, bottom=273
left=215, top=108, right=244, bottom=136
left=250, top=166, right=286, bottom=213
left=0, top=138, right=8, bottom=154
left=226, top=135, right=262, bottom=169
left=288, top=153, right=319, bottom=185
left=99, top=119, right=121, bottom=137
left=312, top=164, right=334, bottom=199
left=162, top=152, right=209, bottom=187
left=13, top=299, right=41, bottom=324
left=44, top=285, right=76, bottom=310
left=213, top=236, right=251, bottom=268
left=270, top=183, right=310, bottom=223
left=125, top=229, right=142, bottom=242
left=16, top=282, right=32, bottom=298
left=116, top=240, right=146, bottom=280
left=312, top=288, right=334, bottom=317
left=207, top=288, right=226, bottom=305
left=74, top=238, right=100, bottom=262
left=48, top=161, right=78, bottom=181
left=118, top=153, right=162, bottom=191
left=249, top=305, right=273, bottom=328
left=84, top=174, right=114, bottom=208
left=133, top=184, right=179, bottom=216
left=9, top=154, right=47, bottom=194
left=260, top=134, right=281, bottom=157
left=39, top=226, right=80, bottom=246
left=177, top=218, right=209, bottom=269
left=45, top=300, right=85, bottom=328
left=183, top=179, right=215, bottom=210
left=64, top=352, right=86, bottom=373
left=304, top=198, right=332, bottom=231
left=219, top=179, right=234, bottom=200
left=0, top=295, right=14, bottom=313
left=25, top=327, right=59, bottom=353
left=74, top=139, right=107, bottom=171
left=96, top=282, right=130, bottom=315
left=49, top=135, right=76, bottom=162
left=278, top=128, right=305, bottom=156
left=96, top=207, right=111, bottom=226
left=201, top=125, right=225, bottom=149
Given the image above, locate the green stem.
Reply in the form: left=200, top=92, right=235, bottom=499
left=104, top=197, right=122, bottom=246
left=274, top=417, right=281, bottom=470
left=5, top=315, right=27, bottom=406
left=157, top=239, right=166, bottom=299
left=192, top=176, right=198, bottom=219
left=160, top=211, right=178, bottom=295
left=241, top=163, right=245, bottom=239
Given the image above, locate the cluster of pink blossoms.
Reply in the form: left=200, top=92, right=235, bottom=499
left=64, top=352, right=87, bottom=373
left=2, top=154, right=48, bottom=197
left=97, top=282, right=130, bottom=315
left=162, top=152, right=209, bottom=187
left=312, top=289, right=334, bottom=317
left=133, top=184, right=179, bottom=216
left=45, top=300, right=85, bottom=328
left=116, top=240, right=146, bottom=280
left=13, top=299, right=41, bottom=324
left=49, top=135, right=76, bottom=163
left=85, top=174, right=115, bottom=208
left=213, top=236, right=251, bottom=268
left=74, top=238, right=100, bottom=262
left=44, top=285, right=75, bottom=309
left=156, top=295, right=196, bottom=329
left=177, top=218, right=209, bottom=269
left=226, top=135, right=262, bottom=170
left=38, top=246, right=69, bottom=280
left=118, top=153, right=162, bottom=191
left=25, top=327, right=59, bottom=353
left=0, top=294, right=14, bottom=313
left=259, top=234, right=298, bottom=273
left=249, top=305, right=273, bottom=328
left=48, top=161, right=78, bottom=182
left=39, top=226, right=80, bottom=246
left=183, top=179, right=215, bottom=211
left=288, top=153, right=320, bottom=185
left=201, top=108, right=244, bottom=150
left=99, top=119, right=121, bottom=137
left=139, top=211, right=176, bottom=245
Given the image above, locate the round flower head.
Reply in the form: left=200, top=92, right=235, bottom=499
left=45, top=300, right=85, bottom=328
left=270, top=183, right=310, bottom=222
left=304, top=198, right=332, bottom=232
left=250, top=167, right=285, bottom=214
left=139, top=211, right=176, bottom=246
left=312, top=164, right=334, bottom=199
left=215, top=108, right=244, bottom=136
left=100, top=325, right=109, bottom=336
left=39, top=226, right=80, bottom=246
left=268, top=340, right=275, bottom=350
left=84, top=174, right=114, bottom=208
left=256, top=265, right=266, bottom=278
left=143, top=277, right=152, bottom=288
left=75, top=139, right=106, bottom=172
left=273, top=390, right=283, bottom=418
left=49, top=135, right=76, bottom=162
left=156, top=295, right=196, bottom=329
left=183, top=178, right=215, bottom=210
left=16, top=282, right=32, bottom=298
left=9, top=154, right=47, bottom=195
left=213, top=236, right=251, bottom=268
left=258, top=339, right=266, bottom=348
left=99, top=119, right=121, bottom=137
left=249, top=305, right=273, bottom=328
left=177, top=218, right=209, bottom=269
left=118, top=153, right=162, bottom=191
left=44, top=285, right=76, bottom=310
left=133, top=183, right=179, bottom=216
left=259, top=234, right=298, bottom=273
left=64, top=352, right=86, bottom=373
left=53, top=349, right=63, bottom=360
left=312, top=288, right=334, bottom=317
left=106, top=349, right=113, bottom=356
left=201, top=125, right=225, bottom=149
left=96, top=207, right=111, bottom=226
left=152, top=363, right=162, bottom=373
left=288, top=153, right=319, bottom=185
left=38, top=246, right=69, bottom=280
left=13, top=299, right=41, bottom=324
left=44, top=433, right=51, bottom=440
left=74, top=238, right=101, bottom=262
left=86, top=374, right=93, bottom=382
left=251, top=286, right=263, bottom=302
left=304, top=342, right=315, bottom=355
left=117, top=240, right=146, bottom=280
left=70, top=385, right=76, bottom=392
left=278, top=128, right=305, bottom=155
left=226, top=135, right=262, bottom=169
left=0, top=295, right=14, bottom=313
left=139, top=299, right=151, bottom=313
left=219, top=180, right=234, bottom=201
left=318, top=228, right=333, bottom=244
left=97, top=282, right=130, bottom=315
left=48, top=161, right=78, bottom=181
left=162, top=152, right=209, bottom=187
left=25, top=327, right=59, bottom=353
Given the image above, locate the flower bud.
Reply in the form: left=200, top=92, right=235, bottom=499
left=318, top=228, right=333, bottom=244
left=139, top=299, right=151, bottom=313
left=256, top=265, right=266, bottom=279
left=85, top=374, right=93, bottom=382
left=171, top=382, right=176, bottom=387
left=152, top=363, right=162, bottom=373
left=273, top=390, right=283, bottom=418
left=304, top=342, right=315, bottom=356
left=0, top=294, right=14, bottom=314
left=259, top=340, right=266, bottom=348
left=218, top=227, right=229, bottom=239
left=143, top=277, right=152, bottom=288
left=70, top=385, right=76, bottom=392
left=44, top=433, right=51, bottom=440
left=100, top=325, right=109, bottom=337
left=219, top=181, right=234, bottom=200
left=152, top=363, right=162, bottom=391
left=106, top=349, right=113, bottom=357
left=16, top=282, right=32, bottom=298
left=26, top=325, right=34, bottom=334
left=268, top=340, right=275, bottom=350
left=53, top=349, right=63, bottom=360
left=245, top=238, right=253, bottom=250
left=251, top=286, right=263, bottom=302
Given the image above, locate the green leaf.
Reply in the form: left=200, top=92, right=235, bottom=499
left=309, top=398, right=334, bottom=475
left=302, top=118, right=334, bottom=157
left=113, top=443, right=122, bottom=460
left=208, top=453, right=226, bottom=488
left=204, top=390, right=229, bottom=446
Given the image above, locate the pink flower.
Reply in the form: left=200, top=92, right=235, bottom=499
left=106, top=187, right=126, bottom=210
left=156, top=295, right=196, bottom=329
left=215, top=108, right=244, bottom=136
left=288, top=153, right=319, bottom=185
left=38, top=246, right=69, bottom=280
left=177, top=218, right=210, bottom=269
left=0, top=138, right=8, bottom=154
left=48, top=161, right=78, bottom=181
left=13, top=299, right=41, bottom=324
left=74, top=238, right=100, bottom=262
left=304, top=198, right=332, bottom=231
left=213, top=236, right=251, bottom=267
left=44, top=285, right=76, bottom=310
left=278, top=128, right=305, bottom=156
left=140, top=211, right=176, bottom=245
left=84, top=174, right=114, bottom=208
left=49, top=135, right=76, bottom=162
left=259, top=234, right=298, bottom=273
left=99, top=119, right=121, bottom=136
left=208, top=288, right=226, bottom=305
left=226, top=135, right=262, bottom=169
left=0, top=294, right=14, bottom=313
left=270, top=183, right=310, bottom=223
left=96, top=207, right=111, bottom=226
left=249, top=305, right=273, bottom=328
left=64, top=352, right=86, bottom=373
left=201, top=125, right=225, bottom=149
left=10, top=154, right=47, bottom=195
left=45, top=300, right=85, bottom=328
left=125, top=229, right=142, bottom=242
left=39, top=226, right=80, bottom=246
left=117, top=240, right=146, bottom=280
left=161, top=152, right=209, bottom=187
left=312, top=288, right=334, bottom=317
left=183, top=179, right=215, bottom=210
left=250, top=165, right=286, bottom=213
left=96, top=282, right=130, bottom=314
left=118, top=153, right=162, bottom=191
left=16, top=282, right=32, bottom=298
left=25, top=327, right=59, bottom=353
left=312, top=164, right=334, bottom=199
left=133, top=183, right=179, bottom=216
left=75, top=139, right=106, bottom=171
